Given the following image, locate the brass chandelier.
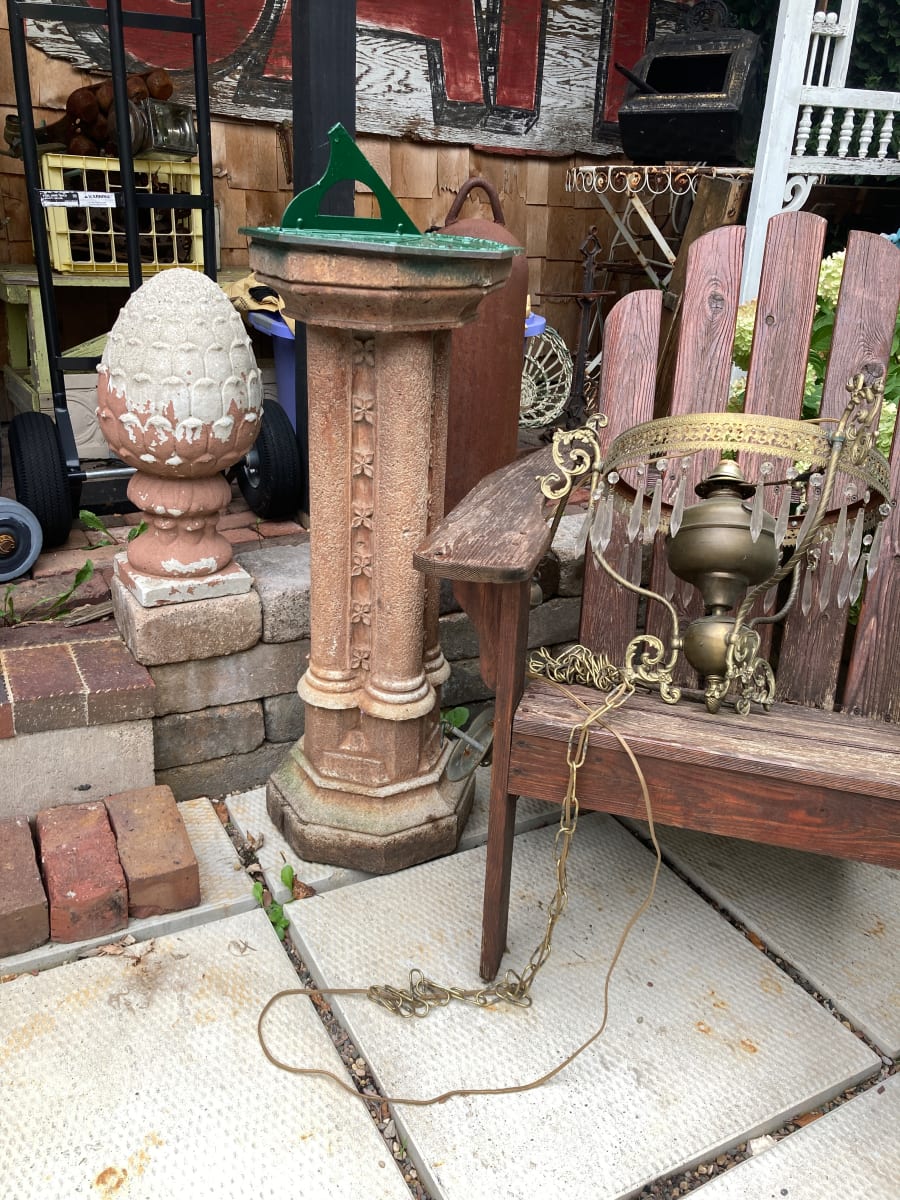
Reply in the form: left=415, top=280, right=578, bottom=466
left=542, top=372, right=893, bottom=714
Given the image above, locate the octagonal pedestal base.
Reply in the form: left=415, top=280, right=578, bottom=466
left=266, top=742, right=476, bottom=874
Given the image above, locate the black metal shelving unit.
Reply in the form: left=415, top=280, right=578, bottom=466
left=4, top=0, right=216, bottom=543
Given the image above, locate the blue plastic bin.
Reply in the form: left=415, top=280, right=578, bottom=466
left=524, top=312, right=547, bottom=339
left=248, top=310, right=297, bottom=431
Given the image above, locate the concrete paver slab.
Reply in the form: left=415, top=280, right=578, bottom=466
left=0, top=907, right=410, bottom=1200
left=693, top=1074, right=900, bottom=1198
left=630, top=823, right=900, bottom=1057
left=288, top=816, right=880, bottom=1200
left=0, top=799, right=255, bottom=975
left=456, top=766, right=558, bottom=851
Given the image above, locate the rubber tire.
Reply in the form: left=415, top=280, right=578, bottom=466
left=8, top=411, right=76, bottom=548
left=236, top=400, right=304, bottom=520
left=0, top=498, right=43, bottom=582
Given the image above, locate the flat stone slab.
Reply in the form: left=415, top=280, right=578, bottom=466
left=0, top=907, right=411, bottom=1200
left=632, top=823, right=900, bottom=1057
left=226, top=771, right=557, bottom=904
left=289, top=816, right=880, bottom=1200
left=693, top=1075, right=900, bottom=1198
left=0, top=799, right=255, bottom=976
left=114, top=553, right=253, bottom=606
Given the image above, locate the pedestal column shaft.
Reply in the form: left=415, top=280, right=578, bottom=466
left=361, top=331, right=438, bottom=719
left=299, top=327, right=358, bottom=706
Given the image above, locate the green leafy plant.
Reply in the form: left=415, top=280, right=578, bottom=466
left=1, top=559, right=95, bottom=627
left=79, top=509, right=147, bottom=545
left=731, top=249, right=899, bottom=456
left=441, top=705, right=470, bottom=730
left=280, top=863, right=295, bottom=890
left=253, top=879, right=291, bottom=941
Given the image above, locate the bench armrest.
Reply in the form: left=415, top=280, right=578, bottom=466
left=415, top=445, right=555, bottom=583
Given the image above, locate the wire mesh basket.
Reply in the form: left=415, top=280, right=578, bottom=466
left=519, top=325, right=573, bottom=428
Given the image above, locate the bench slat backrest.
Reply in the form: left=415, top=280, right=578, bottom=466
left=579, top=213, right=900, bottom=720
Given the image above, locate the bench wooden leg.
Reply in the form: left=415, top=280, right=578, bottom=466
left=470, top=579, right=531, bottom=981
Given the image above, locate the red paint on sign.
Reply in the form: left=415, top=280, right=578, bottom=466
left=495, top=0, right=542, bottom=110
left=83, top=0, right=266, bottom=69
left=262, top=0, right=292, bottom=80
left=604, top=0, right=652, bottom=123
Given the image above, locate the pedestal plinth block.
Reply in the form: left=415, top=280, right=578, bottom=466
left=248, top=229, right=517, bottom=872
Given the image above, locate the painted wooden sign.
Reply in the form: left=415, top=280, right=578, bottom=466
left=25, top=0, right=684, bottom=155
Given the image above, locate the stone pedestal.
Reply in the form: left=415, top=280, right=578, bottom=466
left=248, top=231, right=515, bottom=871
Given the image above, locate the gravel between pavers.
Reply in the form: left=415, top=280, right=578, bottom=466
left=214, top=802, right=433, bottom=1200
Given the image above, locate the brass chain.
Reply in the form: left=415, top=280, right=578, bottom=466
left=366, top=649, right=632, bottom=1016
left=257, top=645, right=661, bottom=1108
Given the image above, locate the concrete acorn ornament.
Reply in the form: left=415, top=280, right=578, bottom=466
left=97, top=268, right=262, bottom=586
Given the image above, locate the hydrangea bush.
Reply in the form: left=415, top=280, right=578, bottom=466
left=731, top=249, right=899, bottom=457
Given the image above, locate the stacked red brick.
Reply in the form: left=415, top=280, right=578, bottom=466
left=0, top=785, right=199, bottom=957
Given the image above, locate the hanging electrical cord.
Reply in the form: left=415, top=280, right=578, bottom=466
left=257, top=655, right=662, bottom=1108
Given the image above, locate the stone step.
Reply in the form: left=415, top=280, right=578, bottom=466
left=692, top=1075, right=900, bottom=1198
left=0, top=907, right=411, bottom=1198
left=0, top=623, right=154, bottom=739
left=0, top=721, right=155, bottom=824
left=624, top=820, right=900, bottom=1058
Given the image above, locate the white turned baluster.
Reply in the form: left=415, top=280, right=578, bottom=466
left=858, top=108, right=875, bottom=157
left=838, top=107, right=855, bottom=156
left=877, top=112, right=894, bottom=158
left=817, top=107, right=834, bottom=155
left=796, top=105, right=814, bottom=155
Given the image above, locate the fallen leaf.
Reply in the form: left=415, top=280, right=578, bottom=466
left=292, top=879, right=317, bottom=900
left=128, top=940, right=155, bottom=965
left=746, top=931, right=766, bottom=951
left=81, top=934, right=138, bottom=958
left=245, top=832, right=265, bottom=852
left=793, top=1111, right=822, bottom=1127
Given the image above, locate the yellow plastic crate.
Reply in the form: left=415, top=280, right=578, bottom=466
left=39, top=152, right=203, bottom=274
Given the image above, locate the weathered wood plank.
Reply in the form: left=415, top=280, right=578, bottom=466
left=414, top=445, right=553, bottom=583
left=480, top=578, right=533, bottom=980
left=837, top=232, right=900, bottom=720
left=513, top=681, right=900, bottom=800
left=742, top=211, right=826, bottom=420
left=645, top=224, right=746, bottom=687
left=738, top=210, right=826, bottom=661
left=654, top=175, right=749, bottom=418
left=580, top=288, right=661, bottom=660
left=777, top=230, right=900, bottom=710
left=507, top=681, right=900, bottom=867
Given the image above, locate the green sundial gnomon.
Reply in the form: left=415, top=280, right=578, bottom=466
left=280, top=122, right=420, bottom=237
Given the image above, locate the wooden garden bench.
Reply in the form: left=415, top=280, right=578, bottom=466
left=416, top=211, right=900, bottom=981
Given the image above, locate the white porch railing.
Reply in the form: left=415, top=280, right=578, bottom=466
left=741, top=0, right=900, bottom=301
